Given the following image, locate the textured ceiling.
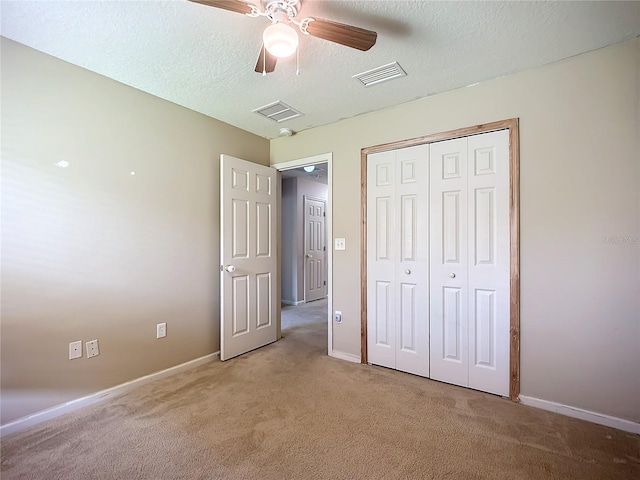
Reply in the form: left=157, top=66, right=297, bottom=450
left=2, top=1, right=639, bottom=139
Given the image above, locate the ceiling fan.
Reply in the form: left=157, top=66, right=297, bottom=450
left=189, top=0, right=377, bottom=75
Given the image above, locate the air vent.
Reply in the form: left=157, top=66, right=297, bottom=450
left=253, top=101, right=304, bottom=122
left=353, top=61, right=407, bottom=87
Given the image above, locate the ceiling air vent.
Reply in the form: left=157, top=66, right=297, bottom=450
left=353, top=61, right=407, bottom=87
left=253, top=101, right=303, bottom=122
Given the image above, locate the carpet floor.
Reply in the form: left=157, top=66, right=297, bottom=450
left=1, top=299, right=638, bottom=479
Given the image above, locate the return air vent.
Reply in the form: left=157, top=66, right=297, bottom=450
left=353, top=61, right=407, bottom=87
left=253, top=101, right=304, bottom=122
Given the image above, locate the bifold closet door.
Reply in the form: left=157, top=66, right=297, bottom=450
left=429, top=137, right=469, bottom=387
left=366, top=145, right=429, bottom=377
left=429, top=130, right=510, bottom=396
left=467, top=131, right=510, bottom=395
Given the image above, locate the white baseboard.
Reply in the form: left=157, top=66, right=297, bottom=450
left=281, top=299, right=305, bottom=306
left=519, top=395, right=640, bottom=435
left=1, top=352, right=219, bottom=438
left=329, top=350, right=361, bottom=364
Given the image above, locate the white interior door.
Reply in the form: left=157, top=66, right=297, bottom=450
left=367, top=145, right=429, bottom=377
left=220, top=155, right=277, bottom=361
left=304, top=196, right=326, bottom=302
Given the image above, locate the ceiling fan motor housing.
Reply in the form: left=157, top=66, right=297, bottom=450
left=265, top=0, right=298, bottom=23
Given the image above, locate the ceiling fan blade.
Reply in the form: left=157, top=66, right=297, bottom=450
left=188, top=0, right=254, bottom=15
left=255, top=45, right=277, bottom=74
left=305, top=18, right=377, bottom=51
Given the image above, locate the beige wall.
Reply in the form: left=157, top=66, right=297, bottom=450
left=271, top=39, right=640, bottom=422
left=0, top=38, right=269, bottom=424
left=281, top=177, right=298, bottom=303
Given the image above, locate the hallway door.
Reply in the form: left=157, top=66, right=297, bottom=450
left=304, top=196, right=326, bottom=302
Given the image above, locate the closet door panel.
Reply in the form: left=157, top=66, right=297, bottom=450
left=429, top=137, right=469, bottom=387
left=467, top=130, right=510, bottom=396
left=367, top=151, right=397, bottom=369
left=395, top=145, right=429, bottom=377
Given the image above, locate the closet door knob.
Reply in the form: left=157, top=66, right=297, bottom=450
left=405, top=269, right=411, bottom=275
left=305, top=254, right=313, bottom=259
left=225, top=265, right=236, bottom=273
left=449, top=273, right=456, bottom=278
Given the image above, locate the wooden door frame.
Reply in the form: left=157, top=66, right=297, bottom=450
left=360, top=119, right=521, bottom=401
left=302, top=195, right=328, bottom=302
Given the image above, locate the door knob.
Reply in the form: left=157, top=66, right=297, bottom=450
left=405, top=269, right=411, bottom=275
left=449, top=273, right=456, bottom=278
left=305, top=254, right=313, bottom=259
left=225, top=265, right=236, bottom=273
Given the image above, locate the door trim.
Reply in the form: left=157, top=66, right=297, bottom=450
left=272, top=153, right=334, bottom=357
left=360, top=119, right=521, bottom=401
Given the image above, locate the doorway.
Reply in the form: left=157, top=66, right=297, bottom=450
left=273, top=153, right=334, bottom=356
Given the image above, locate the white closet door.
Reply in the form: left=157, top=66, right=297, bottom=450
left=367, top=150, right=397, bottom=370
left=430, top=130, right=510, bottom=396
left=429, top=138, right=469, bottom=387
left=367, top=130, right=509, bottom=395
left=367, top=145, right=429, bottom=376
left=467, top=130, right=510, bottom=396
left=395, top=145, right=429, bottom=377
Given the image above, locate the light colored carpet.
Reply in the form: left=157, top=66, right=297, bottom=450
left=2, top=298, right=638, bottom=479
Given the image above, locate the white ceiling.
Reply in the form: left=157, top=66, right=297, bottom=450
left=2, top=1, right=639, bottom=139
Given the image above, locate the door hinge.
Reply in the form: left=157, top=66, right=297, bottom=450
left=323, top=246, right=326, bottom=251
left=324, top=212, right=326, bottom=217
left=324, top=280, right=326, bottom=286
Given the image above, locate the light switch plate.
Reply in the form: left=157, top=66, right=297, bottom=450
left=334, top=238, right=346, bottom=250
left=69, top=341, right=82, bottom=360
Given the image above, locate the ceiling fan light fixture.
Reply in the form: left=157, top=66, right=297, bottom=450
left=263, top=22, right=298, bottom=58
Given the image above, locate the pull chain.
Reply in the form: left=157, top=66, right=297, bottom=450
left=262, top=46, right=267, bottom=76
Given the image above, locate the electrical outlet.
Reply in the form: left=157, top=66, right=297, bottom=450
left=69, top=341, right=82, bottom=360
left=334, top=238, right=346, bottom=251
left=334, top=311, right=342, bottom=323
left=86, top=339, right=99, bottom=358
left=156, top=323, right=167, bottom=339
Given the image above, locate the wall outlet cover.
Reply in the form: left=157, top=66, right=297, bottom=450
left=334, top=238, right=346, bottom=250
left=157, top=322, right=167, bottom=339
left=86, top=339, right=99, bottom=358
